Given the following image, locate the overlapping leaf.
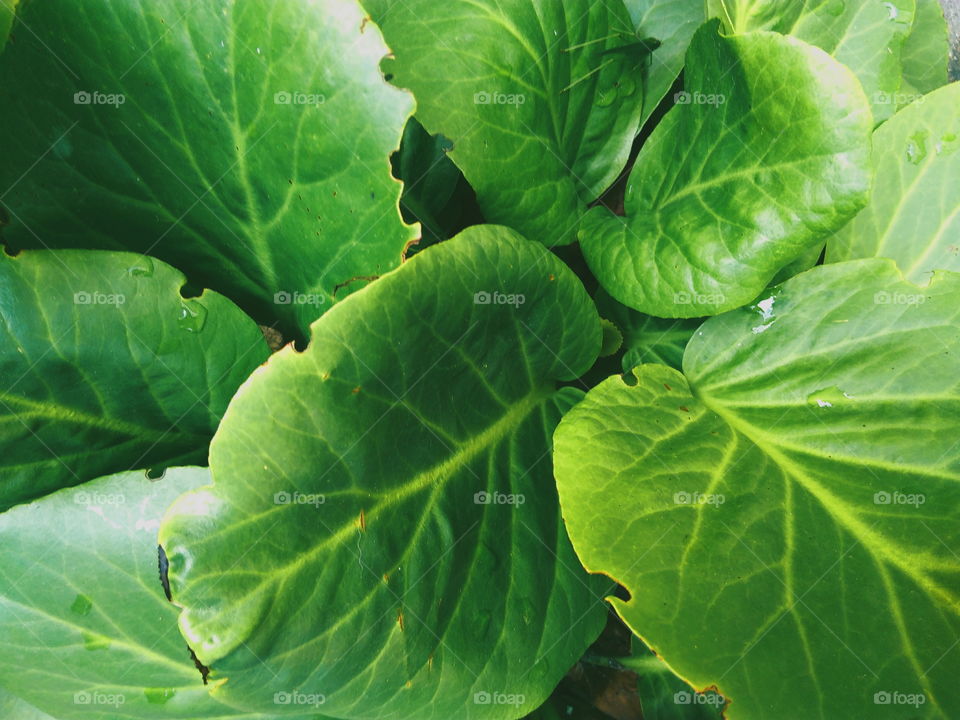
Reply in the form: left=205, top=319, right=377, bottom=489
left=363, top=0, right=646, bottom=244
left=708, top=0, right=916, bottom=123
left=0, top=249, right=268, bottom=511
left=901, top=0, right=951, bottom=95
left=580, top=21, right=872, bottom=317
left=160, top=226, right=608, bottom=719
left=0, top=467, right=316, bottom=720
left=827, top=82, right=960, bottom=279
left=0, top=0, right=416, bottom=336
left=554, top=259, right=960, bottom=718
left=623, top=0, right=707, bottom=128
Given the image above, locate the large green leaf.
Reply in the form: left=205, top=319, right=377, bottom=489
left=363, top=0, right=646, bottom=245
left=708, top=0, right=915, bottom=123
left=580, top=21, right=872, bottom=318
left=0, top=249, right=268, bottom=511
left=554, top=259, right=960, bottom=718
left=160, top=226, right=608, bottom=719
left=900, top=0, right=951, bottom=95
left=624, top=0, right=707, bottom=128
left=0, top=467, right=316, bottom=720
left=826, top=82, right=960, bottom=280
left=0, top=0, right=415, bottom=337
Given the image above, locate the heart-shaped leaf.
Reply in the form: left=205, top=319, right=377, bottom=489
left=0, top=0, right=416, bottom=336
left=0, top=249, right=268, bottom=511
left=0, top=467, right=314, bottom=720
left=363, top=0, right=646, bottom=245
left=581, top=20, right=872, bottom=318
left=827, top=82, right=960, bottom=280
left=554, top=259, right=960, bottom=718
left=708, top=0, right=916, bottom=123
left=160, top=225, right=608, bottom=719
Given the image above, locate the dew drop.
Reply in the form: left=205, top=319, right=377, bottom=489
left=127, top=256, right=154, bottom=277
left=883, top=2, right=899, bottom=20
left=70, top=594, right=93, bottom=616
left=906, top=131, right=929, bottom=165
left=807, top=386, right=851, bottom=408
left=145, top=688, right=176, bottom=705
left=177, top=302, right=208, bottom=333
left=595, top=86, right=617, bottom=108
left=827, top=0, right=845, bottom=16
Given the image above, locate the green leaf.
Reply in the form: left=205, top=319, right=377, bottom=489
left=391, top=118, right=477, bottom=249
left=0, top=0, right=416, bottom=337
left=623, top=0, right=707, bottom=128
left=580, top=20, right=872, bottom=318
left=0, top=688, right=57, bottom=720
left=554, top=259, right=960, bottom=718
left=899, top=0, right=951, bottom=96
left=159, top=225, right=608, bottom=719
left=0, top=467, right=314, bottom=720
left=0, top=0, right=18, bottom=53
left=826, top=82, right=960, bottom=281
left=0, top=249, right=268, bottom=511
left=364, top=0, right=646, bottom=244
left=625, top=644, right=724, bottom=719
left=708, top=0, right=916, bottom=124
left=594, top=289, right=701, bottom=372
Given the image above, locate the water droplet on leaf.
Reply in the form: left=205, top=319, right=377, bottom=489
left=177, top=302, right=208, bottom=333
left=70, top=594, right=93, bottom=616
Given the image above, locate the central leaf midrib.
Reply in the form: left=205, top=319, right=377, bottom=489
left=199, top=385, right=554, bottom=601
